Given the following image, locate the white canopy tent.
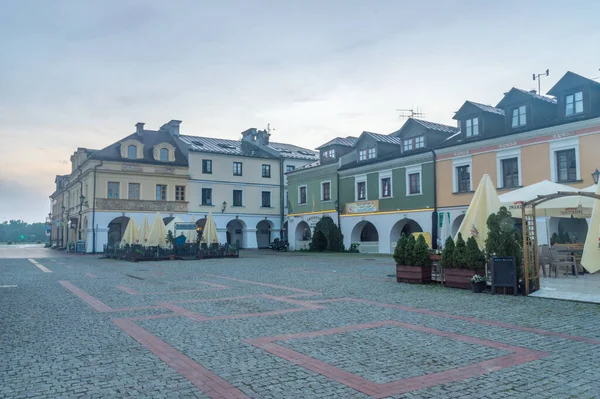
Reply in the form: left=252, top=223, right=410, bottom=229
left=498, top=180, right=577, bottom=215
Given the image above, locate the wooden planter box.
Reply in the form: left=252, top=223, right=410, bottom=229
left=396, top=265, right=432, bottom=284
left=429, top=254, right=441, bottom=262
left=444, top=268, right=484, bottom=289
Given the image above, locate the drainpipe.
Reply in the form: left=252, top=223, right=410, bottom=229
left=91, top=160, right=103, bottom=253
left=336, top=171, right=341, bottom=228
left=430, top=149, right=438, bottom=250
left=280, top=159, right=285, bottom=240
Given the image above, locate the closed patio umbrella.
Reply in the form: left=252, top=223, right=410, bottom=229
left=121, top=218, right=139, bottom=245
left=146, top=212, right=168, bottom=248
left=137, top=215, right=151, bottom=246
left=184, top=216, right=198, bottom=243
left=200, top=212, right=219, bottom=245
left=455, top=174, right=501, bottom=249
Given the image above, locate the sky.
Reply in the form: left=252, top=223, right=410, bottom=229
left=1, top=0, right=599, bottom=222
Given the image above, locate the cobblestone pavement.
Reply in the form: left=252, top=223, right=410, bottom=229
left=2, top=248, right=600, bottom=398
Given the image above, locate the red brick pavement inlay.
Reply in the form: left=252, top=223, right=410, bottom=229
left=115, top=280, right=229, bottom=295
left=113, top=318, right=249, bottom=399
left=202, top=274, right=321, bottom=296
left=308, top=298, right=600, bottom=345
left=245, top=320, right=549, bottom=398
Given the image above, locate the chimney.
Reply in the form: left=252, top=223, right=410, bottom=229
left=161, top=120, right=182, bottom=136
left=136, top=122, right=145, bottom=136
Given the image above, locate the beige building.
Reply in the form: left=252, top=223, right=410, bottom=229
left=50, top=121, right=317, bottom=252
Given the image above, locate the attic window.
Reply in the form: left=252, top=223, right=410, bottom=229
left=127, top=145, right=137, bottom=159
left=565, top=91, right=583, bottom=116
left=218, top=143, right=236, bottom=149
left=465, top=117, right=479, bottom=137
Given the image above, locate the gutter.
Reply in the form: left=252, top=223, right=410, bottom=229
left=280, top=159, right=285, bottom=239
left=91, top=160, right=103, bottom=253
left=430, top=149, right=438, bottom=249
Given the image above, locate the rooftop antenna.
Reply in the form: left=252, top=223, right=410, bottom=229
left=532, top=69, right=549, bottom=94
left=397, top=107, right=425, bottom=120
left=266, top=123, right=275, bottom=136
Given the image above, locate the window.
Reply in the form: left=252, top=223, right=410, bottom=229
left=175, top=185, right=186, bottom=201
left=286, top=165, right=295, bottom=173
left=415, top=136, right=425, bottom=149
left=323, top=149, right=335, bottom=158
left=202, top=160, right=212, bottom=174
left=107, top=182, right=119, bottom=199
left=357, top=181, right=366, bottom=200
left=156, top=184, right=167, bottom=201
left=511, top=106, right=527, bottom=128
left=409, top=173, right=421, bottom=194
left=456, top=165, right=471, bottom=193
left=556, top=149, right=577, bottom=182
left=262, top=164, right=271, bottom=178
left=322, top=182, right=331, bottom=201
left=565, top=91, right=583, bottom=116
left=501, top=158, right=519, bottom=188
left=127, top=145, right=136, bottom=159
left=233, top=190, right=243, bottom=207
left=358, top=150, right=367, bottom=161
left=128, top=183, right=140, bottom=200
left=160, top=148, right=169, bottom=161
left=233, top=162, right=243, bottom=176
left=381, top=177, right=391, bottom=198
left=261, top=191, right=271, bottom=208
left=367, top=147, right=376, bottom=159
left=465, top=117, right=479, bottom=137
left=299, top=186, right=307, bottom=204
left=201, top=188, right=212, bottom=205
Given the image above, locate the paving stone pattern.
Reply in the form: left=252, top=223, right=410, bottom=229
left=1, top=248, right=600, bottom=398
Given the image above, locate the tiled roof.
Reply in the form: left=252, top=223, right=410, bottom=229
left=179, top=135, right=318, bottom=160
left=514, top=88, right=557, bottom=104
left=412, top=119, right=461, bottom=133
left=316, top=136, right=358, bottom=149
left=466, top=101, right=505, bottom=115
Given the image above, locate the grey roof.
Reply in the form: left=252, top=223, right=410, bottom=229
left=362, top=131, right=403, bottom=145
left=316, top=136, right=358, bottom=150
left=514, top=88, right=557, bottom=104
left=90, top=129, right=188, bottom=166
left=466, top=101, right=505, bottom=115
left=179, top=135, right=318, bottom=160
left=412, top=119, right=461, bottom=133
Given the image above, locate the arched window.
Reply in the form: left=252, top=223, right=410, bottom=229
left=127, top=145, right=137, bottom=159
left=160, top=148, right=169, bottom=161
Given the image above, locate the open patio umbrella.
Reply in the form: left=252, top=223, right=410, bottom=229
left=121, top=218, right=139, bottom=245
left=137, top=215, right=151, bottom=245
left=200, top=212, right=219, bottom=245
left=498, top=180, right=577, bottom=216
left=535, top=184, right=598, bottom=218
left=455, top=174, right=501, bottom=249
left=146, top=212, right=168, bottom=248
left=580, top=183, right=600, bottom=274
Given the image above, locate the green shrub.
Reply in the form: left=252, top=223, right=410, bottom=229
left=440, top=236, right=455, bottom=268
left=466, top=236, right=485, bottom=270
left=393, top=233, right=408, bottom=265
left=405, top=234, right=416, bottom=265
left=310, top=216, right=344, bottom=252
left=453, top=233, right=468, bottom=269
left=412, top=234, right=431, bottom=267
left=310, top=230, right=328, bottom=251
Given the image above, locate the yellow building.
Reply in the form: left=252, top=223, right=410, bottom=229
left=436, top=71, right=600, bottom=245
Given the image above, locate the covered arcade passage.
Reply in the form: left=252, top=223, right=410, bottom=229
left=351, top=221, right=379, bottom=253
left=226, top=219, right=246, bottom=248
left=390, top=218, right=423, bottom=252
left=256, top=220, right=273, bottom=249
left=107, top=216, right=130, bottom=244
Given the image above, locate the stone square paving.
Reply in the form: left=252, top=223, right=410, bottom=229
left=1, top=245, right=600, bottom=398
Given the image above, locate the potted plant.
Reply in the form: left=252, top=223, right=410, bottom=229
left=470, top=274, right=487, bottom=293
left=444, top=233, right=485, bottom=289
left=395, top=234, right=432, bottom=284
left=485, top=207, right=523, bottom=294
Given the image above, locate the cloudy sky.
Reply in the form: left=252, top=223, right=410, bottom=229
left=1, top=0, right=599, bottom=222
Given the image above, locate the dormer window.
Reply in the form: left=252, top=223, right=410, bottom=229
left=565, top=91, right=583, bottom=116
left=403, top=140, right=413, bottom=152
left=359, top=150, right=367, bottom=161
left=404, top=136, right=425, bottom=152
left=160, top=148, right=169, bottom=161
left=127, top=145, right=137, bottom=159
left=511, top=105, right=527, bottom=128
left=323, top=149, right=335, bottom=158
left=466, top=118, right=479, bottom=137
left=367, top=147, right=376, bottom=159
left=415, top=136, right=425, bottom=149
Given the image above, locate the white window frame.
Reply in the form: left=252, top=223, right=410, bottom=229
left=354, top=174, right=367, bottom=201
left=496, top=148, right=522, bottom=189
left=405, top=165, right=422, bottom=196
left=565, top=91, right=583, bottom=116
left=466, top=117, right=479, bottom=137
left=321, top=180, right=332, bottom=202
left=298, top=185, right=307, bottom=204
left=511, top=106, right=527, bottom=128
left=452, top=156, right=473, bottom=193
left=260, top=190, right=272, bottom=208
left=367, top=147, right=377, bottom=159
left=550, top=137, right=581, bottom=182
left=403, top=139, right=413, bottom=152
left=128, top=182, right=141, bottom=200
left=378, top=170, right=393, bottom=199
left=358, top=150, right=367, bottom=161
left=414, top=136, right=425, bottom=149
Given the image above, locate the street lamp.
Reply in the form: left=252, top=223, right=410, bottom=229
left=221, top=201, right=227, bottom=213
left=592, top=169, right=600, bottom=185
